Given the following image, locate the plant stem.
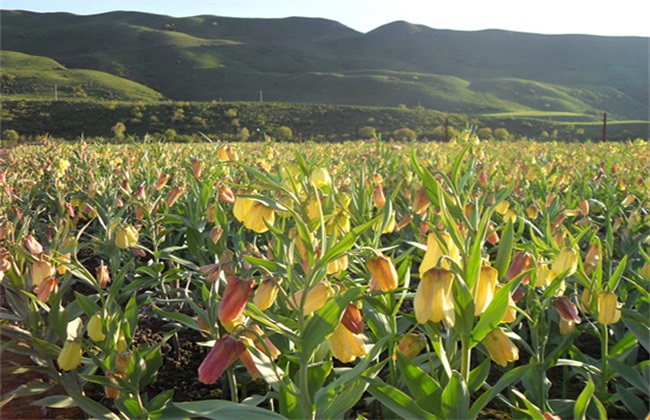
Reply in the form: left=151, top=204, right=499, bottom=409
left=298, top=353, right=314, bottom=419
left=600, top=324, right=609, bottom=394
left=227, top=367, right=238, bottom=402
left=460, top=334, right=471, bottom=383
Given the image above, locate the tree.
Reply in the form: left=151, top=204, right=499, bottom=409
left=393, top=127, right=417, bottom=141
left=164, top=128, right=177, bottom=141
left=358, top=126, right=377, bottom=139
left=494, top=128, right=510, bottom=141
left=112, top=122, right=126, bottom=141
left=272, top=126, right=293, bottom=141
left=2, top=129, right=19, bottom=143
left=237, top=127, right=251, bottom=142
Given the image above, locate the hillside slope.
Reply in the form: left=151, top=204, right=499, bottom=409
left=2, top=10, right=648, bottom=119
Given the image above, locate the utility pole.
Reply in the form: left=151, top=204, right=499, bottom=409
left=260, top=90, right=263, bottom=103
left=601, top=112, right=607, bottom=142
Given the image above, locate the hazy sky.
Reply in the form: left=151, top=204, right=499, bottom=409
left=2, top=0, right=650, bottom=37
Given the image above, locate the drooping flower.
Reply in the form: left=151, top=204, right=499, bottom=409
left=115, top=225, right=138, bottom=249
left=166, top=183, right=185, bottom=207
left=310, top=167, right=331, bottom=189
left=341, top=303, right=364, bottom=334
left=242, top=324, right=280, bottom=360
left=95, top=263, right=111, bottom=288
left=244, top=201, right=275, bottom=233
left=551, top=248, right=577, bottom=277
left=290, top=280, right=331, bottom=315
left=87, top=313, right=106, bottom=342
left=253, top=277, right=279, bottom=311
left=218, top=277, right=254, bottom=323
left=584, top=243, right=601, bottom=276
left=25, top=234, right=44, bottom=255
left=30, top=260, right=55, bottom=286
left=474, top=266, right=498, bottom=316
left=394, top=333, right=426, bottom=360
left=414, top=268, right=455, bottom=327
left=367, top=254, right=399, bottom=292
left=327, top=323, right=367, bottom=363
left=198, top=334, right=246, bottom=384
left=419, top=232, right=460, bottom=277
left=553, top=296, right=581, bottom=325
left=482, top=328, right=519, bottom=367
left=327, top=254, right=348, bottom=275
left=505, top=251, right=533, bottom=283
left=597, top=291, right=621, bottom=325
left=373, top=185, right=386, bottom=209
left=58, top=340, right=83, bottom=371
left=34, top=275, right=57, bottom=302
left=412, top=186, right=430, bottom=215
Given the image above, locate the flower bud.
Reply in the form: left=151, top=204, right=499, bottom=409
left=367, top=254, right=398, bottom=292
left=154, top=172, right=170, bottom=190
left=58, top=340, right=83, bottom=371
left=219, top=277, right=254, bottom=323
left=559, top=318, right=576, bottom=335
left=104, top=371, right=124, bottom=399
left=584, top=243, right=600, bottom=276
left=87, top=313, right=106, bottom=342
left=597, top=291, right=621, bottom=325
left=25, top=234, right=44, bottom=255
left=394, top=333, right=426, bottom=360
left=327, top=254, right=349, bottom=275
left=482, top=328, right=519, bottom=367
left=414, top=268, right=455, bottom=327
left=115, top=225, right=138, bottom=249
left=474, top=266, right=498, bottom=316
left=190, top=158, right=202, bottom=179
left=373, top=185, right=386, bottom=209
left=198, top=334, right=245, bottom=384
left=166, top=184, right=185, bottom=207
left=95, top=263, right=111, bottom=288
left=209, top=226, right=223, bottom=244
left=253, top=277, right=279, bottom=311
left=218, top=184, right=236, bottom=204
left=341, top=303, right=364, bottom=334
left=506, top=251, right=532, bottom=283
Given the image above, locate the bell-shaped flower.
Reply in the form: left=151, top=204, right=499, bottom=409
left=419, top=232, right=460, bottom=277
left=482, top=328, right=519, bottom=367
left=25, top=234, right=44, bottom=255
left=553, top=296, right=581, bottom=325
left=327, top=254, right=348, bottom=275
left=253, top=277, right=279, bottom=311
left=551, top=248, right=577, bottom=277
left=505, top=251, right=532, bottom=283
left=115, top=225, right=138, bottom=249
left=34, top=275, right=57, bottom=302
left=87, top=313, right=106, bottom=342
left=310, top=167, right=331, bottom=189
left=414, top=268, right=455, bottom=327
left=58, top=340, right=83, bottom=371
left=290, top=280, right=331, bottom=315
left=95, top=263, right=111, bottom=288
left=474, top=266, right=498, bottom=316
left=367, top=254, right=398, bottom=292
left=31, top=260, right=54, bottom=286
left=597, top=291, right=621, bottom=325
left=166, top=183, right=185, bottom=207
left=373, top=185, right=386, bottom=209
left=341, top=303, right=364, bottom=334
left=327, top=323, right=367, bottom=363
left=412, top=186, right=430, bottom=215
left=219, top=277, right=254, bottom=323
left=244, top=201, right=275, bottom=233
left=394, top=333, right=426, bottom=360
left=242, top=325, right=280, bottom=360
left=584, top=243, right=601, bottom=276
left=198, top=334, right=246, bottom=384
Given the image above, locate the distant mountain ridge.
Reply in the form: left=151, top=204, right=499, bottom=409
left=2, top=10, right=648, bottom=120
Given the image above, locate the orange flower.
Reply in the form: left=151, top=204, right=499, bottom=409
left=341, top=303, right=364, bottom=334
left=327, top=323, right=367, bottom=363
left=373, top=185, right=386, bottom=209
left=198, top=334, right=245, bottom=384
left=367, top=254, right=398, bottom=292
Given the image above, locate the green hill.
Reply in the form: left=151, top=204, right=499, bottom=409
left=1, top=10, right=648, bottom=122
left=0, top=51, right=164, bottom=101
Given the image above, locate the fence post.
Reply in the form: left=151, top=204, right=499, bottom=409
left=602, top=112, right=607, bottom=142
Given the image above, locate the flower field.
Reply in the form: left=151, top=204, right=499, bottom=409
left=1, top=134, right=649, bottom=419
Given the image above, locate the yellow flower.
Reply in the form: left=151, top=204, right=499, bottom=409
left=419, top=232, right=460, bottom=276
left=233, top=194, right=254, bottom=223
left=290, top=280, right=331, bottom=315
left=327, top=254, right=349, bottom=275
left=310, top=167, right=331, bottom=189
left=30, top=260, right=54, bottom=286
left=87, top=313, right=106, bottom=342
left=551, top=248, right=577, bottom=277
left=58, top=340, right=83, bottom=371
left=327, top=323, right=367, bottom=363
left=115, top=225, right=138, bottom=249
left=474, top=266, right=498, bottom=316
left=253, top=277, right=280, bottom=311
left=244, top=201, right=275, bottom=233
left=414, top=268, right=455, bottom=327
left=482, top=328, right=519, bottom=367
left=394, top=333, right=426, bottom=360
left=597, top=291, right=621, bottom=325
left=367, top=254, right=399, bottom=292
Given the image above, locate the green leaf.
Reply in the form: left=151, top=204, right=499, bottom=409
left=608, top=358, right=648, bottom=394
left=62, top=373, right=121, bottom=420
left=494, top=218, right=514, bottom=276
left=364, top=377, right=436, bottom=420
left=31, top=395, right=77, bottom=408
left=511, top=389, right=546, bottom=420
left=469, top=365, right=530, bottom=418
left=441, top=370, right=470, bottom=419
left=622, top=315, right=650, bottom=354
left=574, top=374, right=595, bottom=420
left=607, top=255, right=627, bottom=291
left=74, top=292, right=100, bottom=317
left=396, top=352, right=441, bottom=414
left=616, top=385, right=649, bottom=419
left=301, top=288, right=362, bottom=357
left=468, top=358, right=491, bottom=393
left=317, top=363, right=384, bottom=419
left=175, top=400, right=286, bottom=419
left=470, top=279, right=514, bottom=347
left=153, top=306, right=200, bottom=331
left=307, top=361, right=332, bottom=401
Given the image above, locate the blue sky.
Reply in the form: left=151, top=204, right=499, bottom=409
left=2, top=0, right=649, bottom=37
